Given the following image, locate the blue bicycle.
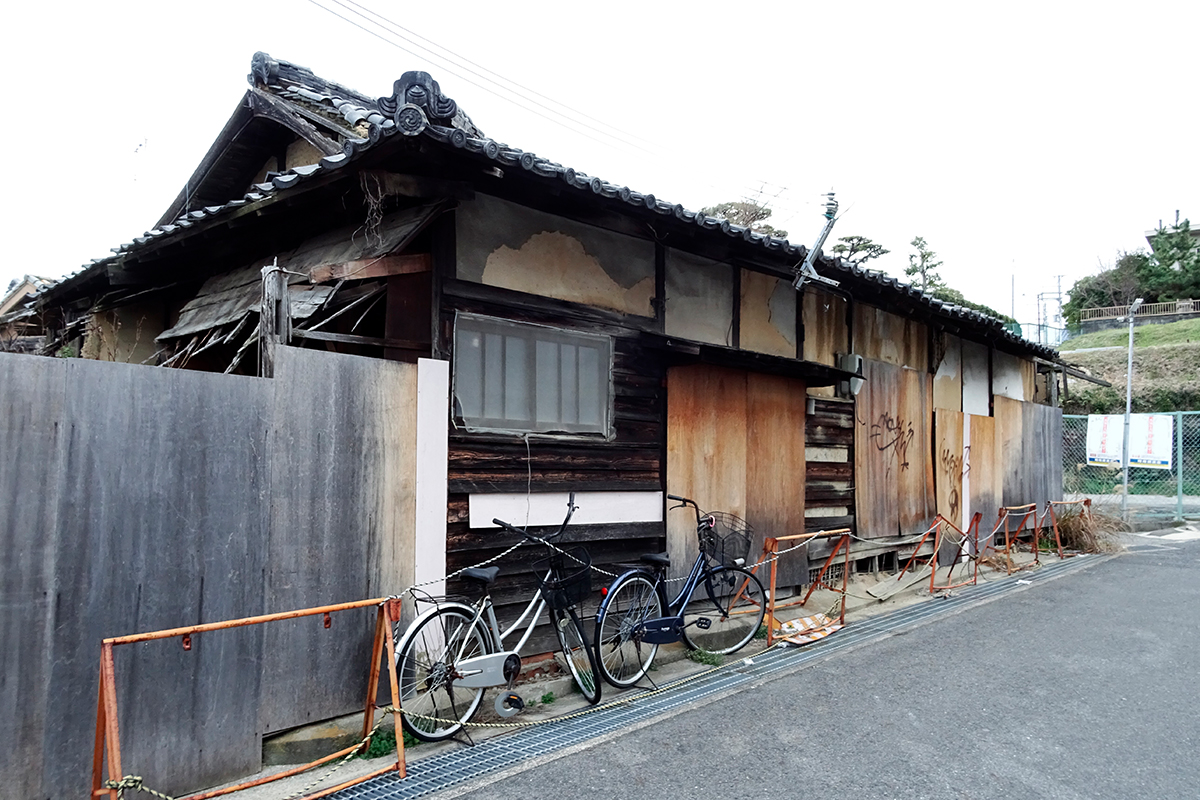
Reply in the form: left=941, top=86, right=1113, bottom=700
left=592, top=494, right=766, bottom=688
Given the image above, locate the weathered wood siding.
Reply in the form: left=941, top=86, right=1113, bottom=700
left=0, top=348, right=425, bottom=799
left=802, top=288, right=848, bottom=400
left=439, top=280, right=664, bottom=642
left=853, top=303, right=929, bottom=370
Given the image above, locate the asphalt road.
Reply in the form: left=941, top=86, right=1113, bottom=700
left=449, top=536, right=1200, bottom=800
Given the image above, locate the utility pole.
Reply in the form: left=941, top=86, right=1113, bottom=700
left=1122, top=297, right=1144, bottom=523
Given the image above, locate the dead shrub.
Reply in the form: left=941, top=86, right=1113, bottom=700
left=1053, top=506, right=1125, bottom=554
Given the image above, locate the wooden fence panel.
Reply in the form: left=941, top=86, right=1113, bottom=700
left=0, top=348, right=424, bottom=798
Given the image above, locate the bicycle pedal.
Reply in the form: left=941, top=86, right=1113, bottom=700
left=694, top=617, right=712, bottom=629
left=495, top=692, right=524, bottom=718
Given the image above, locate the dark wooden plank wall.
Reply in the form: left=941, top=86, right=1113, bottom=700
left=803, top=396, right=855, bottom=568
left=439, top=280, right=665, bottom=651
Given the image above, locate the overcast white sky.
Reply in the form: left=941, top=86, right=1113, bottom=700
left=2, top=0, right=1196, bottom=329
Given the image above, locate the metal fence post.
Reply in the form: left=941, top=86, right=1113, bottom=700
left=1177, top=410, right=1184, bottom=523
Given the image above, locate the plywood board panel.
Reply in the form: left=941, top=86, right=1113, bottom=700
left=933, top=333, right=962, bottom=411
left=962, top=339, right=990, bottom=416
left=263, top=348, right=418, bottom=734
left=994, top=395, right=1027, bottom=507
left=934, top=409, right=966, bottom=527
left=898, top=367, right=937, bottom=533
left=666, top=365, right=748, bottom=578
left=854, top=359, right=903, bottom=538
left=968, top=414, right=1001, bottom=546
left=746, top=372, right=807, bottom=584
left=802, top=288, right=848, bottom=367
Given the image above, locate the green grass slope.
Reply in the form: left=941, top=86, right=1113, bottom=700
left=1059, top=318, right=1200, bottom=413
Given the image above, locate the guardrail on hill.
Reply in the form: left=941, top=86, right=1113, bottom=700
left=1079, top=299, right=1197, bottom=322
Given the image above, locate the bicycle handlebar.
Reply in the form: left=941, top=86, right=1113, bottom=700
left=492, top=492, right=578, bottom=545
left=666, top=494, right=703, bottom=526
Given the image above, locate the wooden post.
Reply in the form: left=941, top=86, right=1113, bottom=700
left=259, top=259, right=288, bottom=378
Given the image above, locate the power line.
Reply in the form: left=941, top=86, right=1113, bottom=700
left=304, top=0, right=824, bottom=234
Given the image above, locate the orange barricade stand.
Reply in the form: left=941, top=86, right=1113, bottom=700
left=987, top=504, right=1042, bottom=573
left=892, top=513, right=983, bottom=594
left=92, top=597, right=406, bottom=800
left=747, top=528, right=851, bottom=646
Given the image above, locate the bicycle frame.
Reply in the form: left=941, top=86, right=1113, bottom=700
left=432, top=565, right=557, bottom=689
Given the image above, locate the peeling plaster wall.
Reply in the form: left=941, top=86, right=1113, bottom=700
left=285, top=139, right=324, bottom=170
left=665, top=248, right=733, bottom=345
left=739, top=269, right=795, bottom=358
left=81, top=302, right=167, bottom=365
left=962, top=338, right=990, bottom=416
left=933, top=333, right=963, bottom=411
left=457, top=194, right=655, bottom=316
left=993, top=350, right=1028, bottom=402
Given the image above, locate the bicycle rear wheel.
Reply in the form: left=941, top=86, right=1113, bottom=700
left=395, top=605, right=491, bottom=742
left=552, top=607, right=601, bottom=704
left=681, top=566, right=765, bottom=655
left=593, top=572, right=662, bottom=688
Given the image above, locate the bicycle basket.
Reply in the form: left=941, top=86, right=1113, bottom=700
left=698, top=512, right=752, bottom=567
left=534, top=546, right=592, bottom=611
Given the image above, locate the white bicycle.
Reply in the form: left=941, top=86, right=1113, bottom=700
left=395, top=495, right=601, bottom=742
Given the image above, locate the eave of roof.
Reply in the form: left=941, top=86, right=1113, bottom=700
left=49, top=54, right=1056, bottom=361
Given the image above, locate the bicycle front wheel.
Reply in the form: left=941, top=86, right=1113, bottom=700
left=682, top=566, right=765, bottom=655
left=552, top=607, right=602, bottom=704
left=395, top=605, right=491, bottom=742
left=593, top=572, right=662, bottom=688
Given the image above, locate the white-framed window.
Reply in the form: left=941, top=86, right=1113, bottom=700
left=452, top=312, right=613, bottom=436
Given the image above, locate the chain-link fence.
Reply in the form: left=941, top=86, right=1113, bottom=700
left=1063, top=412, right=1200, bottom=522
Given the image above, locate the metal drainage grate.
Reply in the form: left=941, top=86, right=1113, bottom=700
left=335, top=555, right=1103, bottom=800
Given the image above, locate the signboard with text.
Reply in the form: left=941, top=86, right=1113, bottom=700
left=1086, top=414, right=1173, bottom=470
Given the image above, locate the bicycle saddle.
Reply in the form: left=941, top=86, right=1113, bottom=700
left=640, top=553, right=670, bottom=568
left=461, top=566, right=500, bottom=585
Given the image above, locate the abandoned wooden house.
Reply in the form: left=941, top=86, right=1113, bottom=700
left=39, top=52, right=1073, bottom=625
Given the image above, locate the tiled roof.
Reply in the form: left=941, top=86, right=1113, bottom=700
left=62, top=53, right=1054, bottom=359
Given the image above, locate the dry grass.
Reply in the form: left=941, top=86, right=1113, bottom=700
left=1052, top=505, right=1125, bottom=554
